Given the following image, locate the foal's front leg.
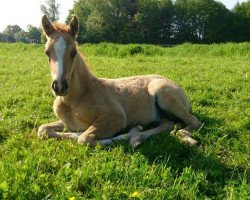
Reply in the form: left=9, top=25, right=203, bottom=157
left=77, top=114, right=126, bottom=146
left=37, top=121, right=80, bottom=139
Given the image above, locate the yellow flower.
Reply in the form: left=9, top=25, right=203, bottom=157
left=69, top=197, right=75, bottom=200
left=131, top=191, right=139, bottom=198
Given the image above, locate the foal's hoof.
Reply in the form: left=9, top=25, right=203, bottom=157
left=78, top=134, right=96, bottom=146
left=77, top=136, right=86, bottom=145
left=37, top=125, right=49, bottom=139
left=176, top=129, right=198, bottom=146
left=128, top=126, right=143, bottom=148
left=182, top=137, right=198, bottom=145
left=129, top=134, right=142, bottom=148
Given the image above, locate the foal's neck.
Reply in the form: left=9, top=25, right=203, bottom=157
left=63, top=52, right=96, bottom=102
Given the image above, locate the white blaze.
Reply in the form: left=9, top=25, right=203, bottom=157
left=54, top=36, right=66, bottom=86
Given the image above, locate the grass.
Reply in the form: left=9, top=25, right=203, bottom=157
left=0, top=42, right=249, bottom=199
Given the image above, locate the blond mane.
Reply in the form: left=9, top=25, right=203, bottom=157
left=52, top=22, right=70, bottom=33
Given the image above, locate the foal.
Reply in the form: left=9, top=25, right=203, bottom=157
left=38, top=15, right=202, bottom=147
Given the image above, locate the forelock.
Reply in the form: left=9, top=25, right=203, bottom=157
left=52, top=23, right=70, bottom=33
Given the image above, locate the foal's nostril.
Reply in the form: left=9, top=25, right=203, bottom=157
left=51, top=80, right=68, bottom=95
left=52, top=80, right=59, bottom=92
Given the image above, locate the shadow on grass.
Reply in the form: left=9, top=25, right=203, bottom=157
left=0, top=128, right=9, bottom=144
left=121, top=113, right=248, bottom=197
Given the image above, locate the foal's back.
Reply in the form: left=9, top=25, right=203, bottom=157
left=98, top=74, right=190, bottom=126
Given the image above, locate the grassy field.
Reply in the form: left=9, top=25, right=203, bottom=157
left=0, top=42, right=249, bottom=199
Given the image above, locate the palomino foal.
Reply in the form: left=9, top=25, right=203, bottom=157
left=38, top=15, right=201, bottom=147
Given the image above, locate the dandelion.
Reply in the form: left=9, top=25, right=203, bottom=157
left=131, top=191, right=139, bottom=198
left=69, top=197, right=75, bottom=200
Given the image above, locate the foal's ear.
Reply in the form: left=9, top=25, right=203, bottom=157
left=41, top=15, right=55, bottom=36
left=69, top=16, right=79, bottom=38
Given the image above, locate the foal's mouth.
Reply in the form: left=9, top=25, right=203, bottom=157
left=54, top=90, right=68, bottom=96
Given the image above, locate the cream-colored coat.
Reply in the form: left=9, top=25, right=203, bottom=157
left=38, top=15, right=201, bottom=147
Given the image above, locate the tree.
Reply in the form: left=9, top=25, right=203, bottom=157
left=0, top=25, right=42, bottom=43
left=68, top=0, right=174, bottom=44
left=3, top=25, right=22, bottom=37
left=233, top=1, right=250, bottom=18
left=200, top=0, right=233, bottom=43
left=128, top=0, right=173, bottom=44
left=14, top=30, right=28, bottom=43
left=67, top=0, right=250, bottom=44
left=0, top=33, right=15, bottom=43
left=68, top=0, right=133, bottom=43
left=2, top=25, right=23, bottom=43
left=26, top=25, right=42, bottom=43
left=172, top=0, right=233, bottom=43
left=172, top=0, right=196, bottom=43
left=232, top=1, right=250, bottom=41
left=41, top=0, right=60, bottom=22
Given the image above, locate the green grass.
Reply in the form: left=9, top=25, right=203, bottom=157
left=0, top=42, right=249, bottom=199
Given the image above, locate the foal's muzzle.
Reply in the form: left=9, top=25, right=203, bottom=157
left=52, top=79, right=68, bottom=96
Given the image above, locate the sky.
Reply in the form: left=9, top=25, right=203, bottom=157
left=0, top=0, right=248, bottom=32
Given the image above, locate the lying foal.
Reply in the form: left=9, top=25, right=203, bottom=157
left=38, top=15, right=202, bottom=147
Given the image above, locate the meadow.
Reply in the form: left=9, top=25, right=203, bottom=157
left=0, top=42, right=249, bottom=199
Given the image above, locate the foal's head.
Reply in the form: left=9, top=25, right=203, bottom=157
left=41, top=15, right=79, bottom=96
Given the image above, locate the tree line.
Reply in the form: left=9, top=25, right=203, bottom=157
left=68, top=0, right=250, bottom=44
left=0, top=25, right=42, bottom=43
left=0, top=0, right=59, bottom=44
left=0, top=0, right=249, bottom=44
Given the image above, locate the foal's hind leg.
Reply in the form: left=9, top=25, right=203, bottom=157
left=156, top=92, right=202, bottom=145
left=175, top=114, right=201, bottom=145
left=129, top=120, right=175, bottom=148
left=96, top=126, right=143, bottom=146
left=97, top=121, right=174, bottom=148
